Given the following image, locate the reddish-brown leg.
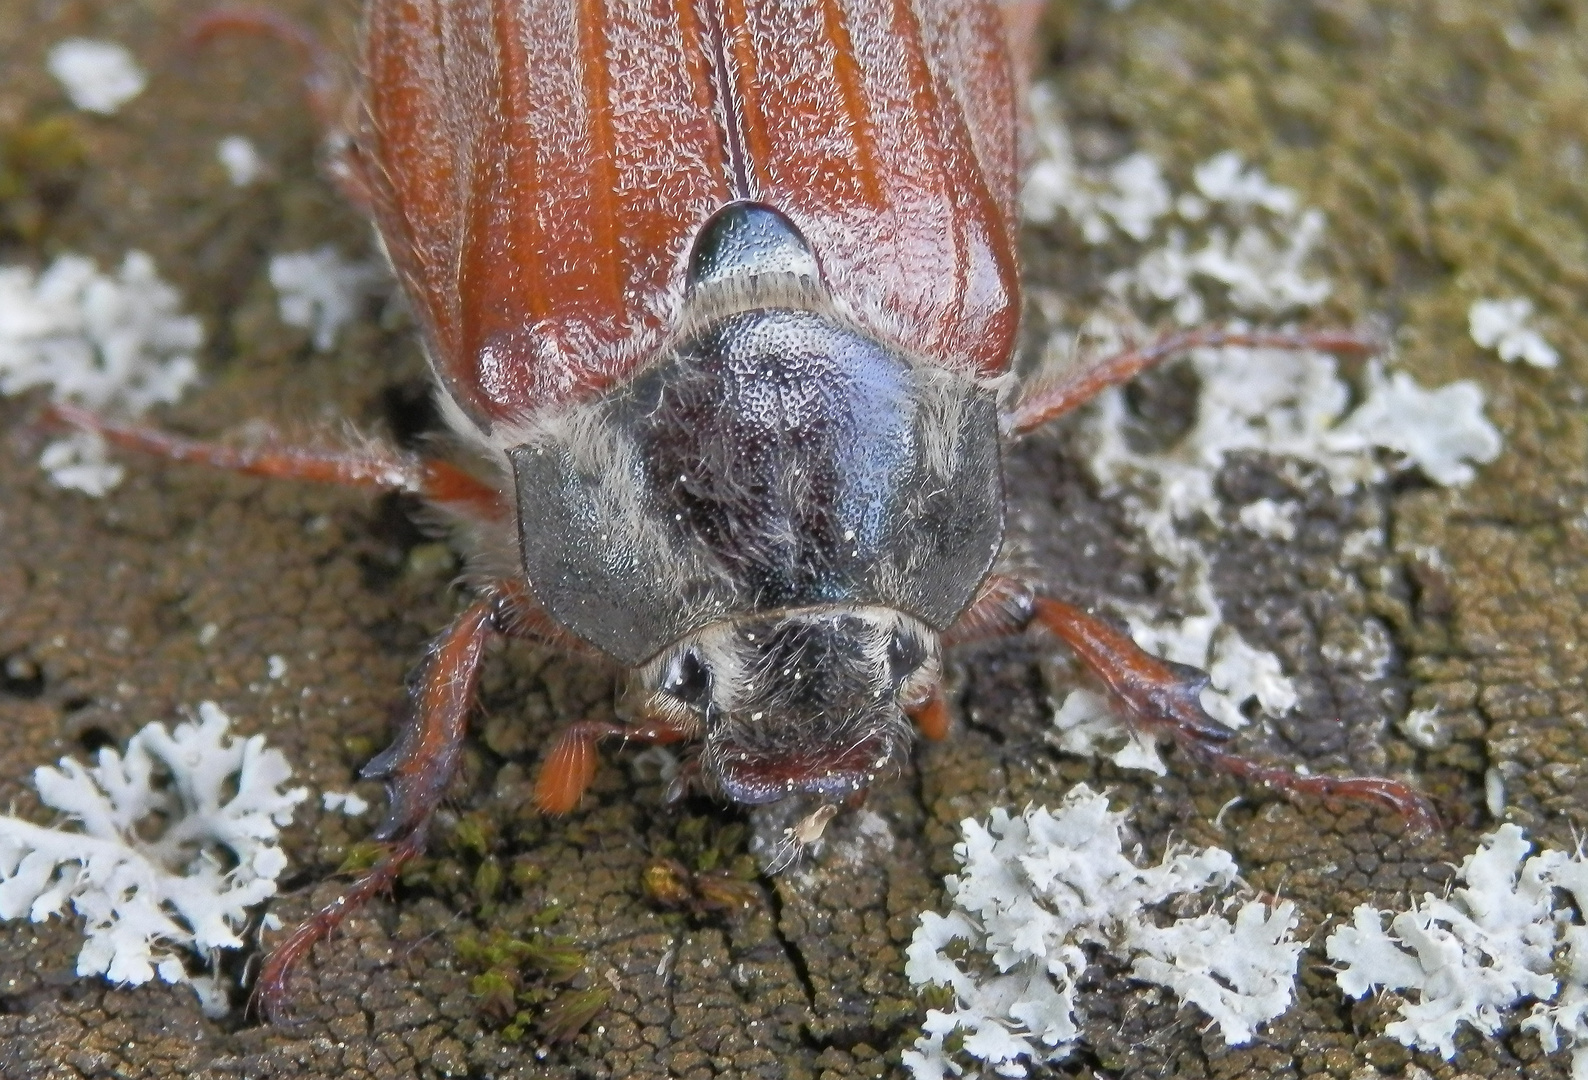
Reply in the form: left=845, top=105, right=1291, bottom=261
left=255, top=575, right=617, bottom=1018
left=46, top=402, right=506, bottom=520
left=360, top=601, right=497, bottom=840
left=949, top=576, right=1439, bottom=832
left=1003, top=328, right=1378, bottom=437
left=187, top=5, right=372, bottom=209
left=255, top=595, right=499, bottom=1019
left=47, top=411, right=519, bottom=1016
left=47, top=402, right=533, bottom=1014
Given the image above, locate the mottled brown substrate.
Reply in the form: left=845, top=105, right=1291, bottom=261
left=1, top=0, right=1584, bottom=1077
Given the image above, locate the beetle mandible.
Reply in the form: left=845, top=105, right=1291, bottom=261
left=52, top=0, right=1436, bottom=1016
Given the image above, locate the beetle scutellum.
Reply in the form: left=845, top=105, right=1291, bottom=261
left=51, top=0, right=1437, bottom=1015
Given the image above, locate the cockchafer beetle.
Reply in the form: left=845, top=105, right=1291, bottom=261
left=49, top=0, right=1437, bottom=1017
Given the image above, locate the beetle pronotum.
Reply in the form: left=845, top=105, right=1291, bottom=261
left=50, top=0, right=1435, bottom=1016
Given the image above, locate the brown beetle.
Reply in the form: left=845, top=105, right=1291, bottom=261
left=52, top=0, right=1436, bottom=1016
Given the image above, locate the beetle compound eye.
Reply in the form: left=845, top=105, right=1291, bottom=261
left=887, top=629, right=927, bottom=687
left=663, top=650, right=711, bottom=707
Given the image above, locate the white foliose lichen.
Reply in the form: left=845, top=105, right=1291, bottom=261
left=1468, top=297, right=1558, bottom=369
left=903, top=786, right=1302, bottom=1079
left=1326, top=824, right=1588, bottom=1075
left=1020, top=84, right=1502, bottom=748
left=268, top=246, right=386, bottom=352
left=0, top=703, right=308, bottom=1015
left=46, top=39, right=147, bottom=115
left=0, top=251, right=205, bottom=494
left=321, top=790, right=370, bottom=817
left=1048, top=687, right=1167, bottom=776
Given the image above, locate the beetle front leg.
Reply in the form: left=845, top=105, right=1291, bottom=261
left=1002, top=327, right=1378, bottom=437
left=950, top=575, right=1439, bottom=832
left=255, top=596, right=498, bottom=1019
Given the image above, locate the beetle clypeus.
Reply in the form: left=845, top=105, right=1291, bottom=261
left=49, top=0, right=1436, bottom=1016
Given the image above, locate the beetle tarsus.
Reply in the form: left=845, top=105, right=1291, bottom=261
left=1187, top=746, right=1440, bottom=835
left=252, top=823, right=429, bottom=1023
left=1003, top=326, right=1381, bottom=437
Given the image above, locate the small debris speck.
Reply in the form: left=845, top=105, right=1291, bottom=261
left=215, top=135, right=265, bottom=186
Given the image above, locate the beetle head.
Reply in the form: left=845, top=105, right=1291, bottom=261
left=636, top=606, right=939, bottom=805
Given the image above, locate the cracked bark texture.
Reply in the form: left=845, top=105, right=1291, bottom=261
left=0, top=0, right=1584, bottom=1077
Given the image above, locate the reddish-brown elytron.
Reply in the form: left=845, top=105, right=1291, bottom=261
left=51, top=0, right=1435, bottom=1016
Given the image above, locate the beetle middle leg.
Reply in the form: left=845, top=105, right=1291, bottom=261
left=948, top=575, right=1439, bottom=832
left=44, top=402, right=506, bottom=519
left=1002, top=327, right=1378, bottom=436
